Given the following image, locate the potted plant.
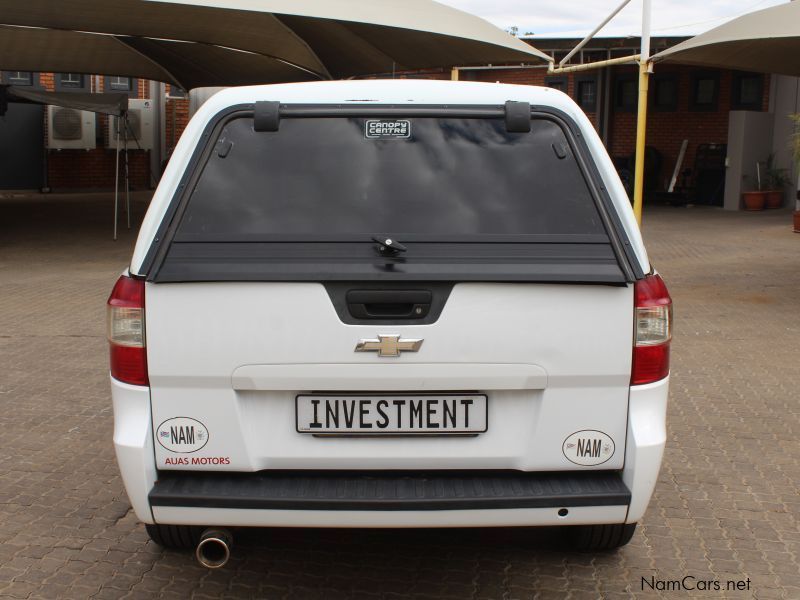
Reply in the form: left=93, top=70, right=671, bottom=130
left=764, top=153, right=790, bottom=209
left=742, top=163, right=768, bottom=211
left=791, top=114, right=800, bottom=232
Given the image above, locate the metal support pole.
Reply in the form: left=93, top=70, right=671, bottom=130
left=632, top=63, right=650, bottom=224
left=114, top=115, right=120, bottom=241
left=632, top=0, right=652, bottom=226
left=158, top=82, right=166, bottom=182
left=124, top=114, right=130, bottom=229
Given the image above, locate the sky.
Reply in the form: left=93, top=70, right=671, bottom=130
left=437, top=0, right=788, bottom=38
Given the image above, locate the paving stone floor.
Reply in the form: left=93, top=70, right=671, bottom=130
left=0, top=193, right=798, bottom=599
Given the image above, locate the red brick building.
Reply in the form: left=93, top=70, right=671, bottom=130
left=0, top=72, right=189, bottom=192
left=384, top=36, right=774, bottom=206
left=2, top=36, right=793, bottom=208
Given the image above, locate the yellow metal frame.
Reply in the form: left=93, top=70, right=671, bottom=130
left=632, top=62, right=650, bottom=224
left=547, top=54, right=639, bottom=74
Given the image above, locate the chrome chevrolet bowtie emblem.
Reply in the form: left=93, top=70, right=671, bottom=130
left=355, top=334, right=423, bottom=357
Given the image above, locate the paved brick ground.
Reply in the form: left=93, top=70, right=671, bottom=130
left=1, top=193, right=798, bottom=599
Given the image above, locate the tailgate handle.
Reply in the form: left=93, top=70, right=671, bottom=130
left=346, top=289, right=432, bottom=319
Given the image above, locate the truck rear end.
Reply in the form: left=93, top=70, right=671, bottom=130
left=109, top=81, right=670, bottom=559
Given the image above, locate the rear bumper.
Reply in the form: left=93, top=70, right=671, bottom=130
left=150, top=470, right=630, bottom=511
left=149, top=470, right=630, bottom=527
left=149, top=471, right=630, bottom=527
left=111, top=375, right=668, bottom=527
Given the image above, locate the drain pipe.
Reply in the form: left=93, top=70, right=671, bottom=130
left=196, top=528, right=233, bottom=569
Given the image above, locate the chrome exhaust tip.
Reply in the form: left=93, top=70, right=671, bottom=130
left=195, top=528, right=232, bottom=569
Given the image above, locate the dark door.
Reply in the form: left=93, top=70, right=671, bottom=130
left=692, top=143, right=727, bottom=206
left=0, top=103, right=44, bottom=190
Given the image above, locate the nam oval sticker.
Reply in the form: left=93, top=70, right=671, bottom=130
left=562, top=430, right=615, bottom=466
left=156, top=417, right=209, bottom=453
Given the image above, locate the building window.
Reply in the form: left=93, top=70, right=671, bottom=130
left=56, top=73, right=88, bottom=92
left=545, top=77, right=567, bottom=93
left=575, top=77, right=598, bottom=112
left=108, top=76, right=132, bottom=91
left=610, top=48, right=638, bottom=59
left=653, top=75, right=678, bottom=111
left=103, top=76, right=138, bottom=97
left=690, top=73, right=719, bottom=111
left=581, top=50, right=606, bottom=64
left=732, top=72, right=763, bottom=110
left=60, top=73, right=83, bottom=87
left=614, top=77, right=637, bottom=112
left=2, top=71, right=34, bottom=86
left=167, top=85, right=187, bottom=99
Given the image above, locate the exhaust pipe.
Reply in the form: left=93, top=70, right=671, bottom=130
left=196, top=528, right=232, bottom=569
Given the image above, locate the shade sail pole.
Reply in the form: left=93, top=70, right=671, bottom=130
left=124, top=113, right=130, bottom=229
left=114, top=115, right=120, bottom=241
left=632, top=0, right=652, bottom=225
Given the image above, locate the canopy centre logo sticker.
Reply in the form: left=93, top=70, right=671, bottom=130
left=562, top=430, right=615, bottom=466
left=365, top=119, right=411, bottom=139
left=157, top=417, right=209, bottom=453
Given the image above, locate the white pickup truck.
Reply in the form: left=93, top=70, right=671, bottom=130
left=108, top=80, right=671, bottom=567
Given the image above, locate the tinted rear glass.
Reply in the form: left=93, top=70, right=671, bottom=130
left=177, top=116, right=604, bottom=238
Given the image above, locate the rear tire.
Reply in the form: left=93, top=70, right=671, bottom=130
left=145, top=524, right=202, bottom=549
left=561, top=523, right=637, bottom=551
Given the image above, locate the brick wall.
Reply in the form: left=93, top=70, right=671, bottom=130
left=607, top=65, right=770, bottom=189
left=46, top=145, right=151, bottom=190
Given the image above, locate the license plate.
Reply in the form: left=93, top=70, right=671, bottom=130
left=296, top=394, right=487, bottom=435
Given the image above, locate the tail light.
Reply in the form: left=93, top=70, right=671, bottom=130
left=632, top=273, right=672, bottom=385
left=107, top=275, right=148, bottom=386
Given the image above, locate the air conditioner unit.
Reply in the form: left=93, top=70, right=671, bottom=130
left=107, top=98, right=155, bottom=150
left=46, top=106, right=96, bottom=150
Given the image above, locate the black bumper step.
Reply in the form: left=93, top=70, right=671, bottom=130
left=149, top=470, right=630, bottom=511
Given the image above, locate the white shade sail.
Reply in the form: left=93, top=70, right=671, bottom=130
left=0, top=25, right=315, bottom=90
left=0, top=0, right=549, bottom=87
left=652, top=2, right=800, bottom=77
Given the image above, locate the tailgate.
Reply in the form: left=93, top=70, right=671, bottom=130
left=146, top=281, right=632, bottom=471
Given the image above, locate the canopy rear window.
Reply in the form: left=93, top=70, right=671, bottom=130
left=176, top=116, right=605, bottom=239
